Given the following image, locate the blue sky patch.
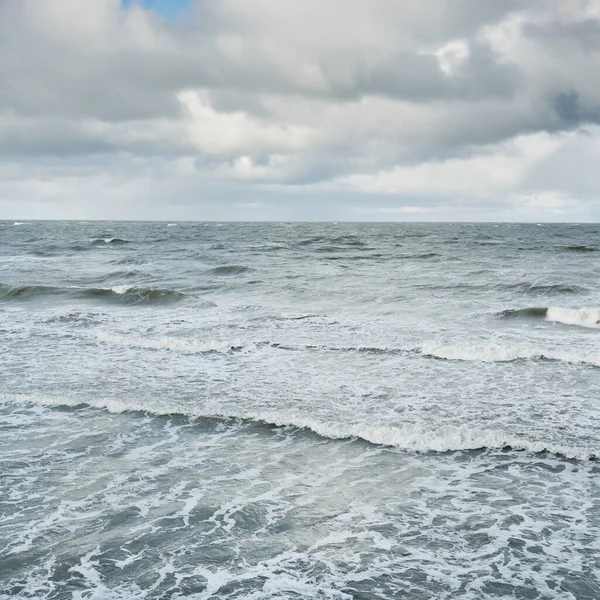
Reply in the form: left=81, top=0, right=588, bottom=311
left=121, top=0, right=190, bottom=20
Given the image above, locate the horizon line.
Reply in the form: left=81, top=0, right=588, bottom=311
left=2, top=219, right=598, bottom=225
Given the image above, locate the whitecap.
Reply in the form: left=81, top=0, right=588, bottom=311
left=3, top=394, right=597, bottom=460
left=96, top=331, right=241, bottom=353
left=420, top=339, right=600, bottom=368
left=546, top=306, right=600, bottom=328
left=109, top=285, right=135, bottom=295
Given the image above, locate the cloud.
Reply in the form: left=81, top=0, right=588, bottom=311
left=178, top=90, right=313, bottom=155
left=0, top=0, right=600, bottom=220
left=337, top=132, right=562, bottom=197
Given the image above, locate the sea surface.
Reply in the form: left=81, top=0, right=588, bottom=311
left=1, top=221, right=600, bottom=599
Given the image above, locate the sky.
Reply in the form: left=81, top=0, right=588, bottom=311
left=1, top=0, right=600, bottom=221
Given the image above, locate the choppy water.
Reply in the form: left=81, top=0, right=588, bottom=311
left=1, top=221, right=600, bottom=599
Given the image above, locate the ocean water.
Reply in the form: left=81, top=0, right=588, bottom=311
left=1, top=220, right=599, bottom=600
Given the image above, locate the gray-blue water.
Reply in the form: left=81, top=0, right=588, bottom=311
left=1, top=221, right=600, bottom=599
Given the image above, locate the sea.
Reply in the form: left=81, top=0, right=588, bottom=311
left=1, top=220, right=599, bottom=600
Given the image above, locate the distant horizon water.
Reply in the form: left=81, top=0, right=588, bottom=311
left=5, top=219, right=600, bottom=224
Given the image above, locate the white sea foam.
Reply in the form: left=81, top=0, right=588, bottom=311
left=421, top=340, right=600, bottom=368
left=232, top=410, right=598, bottom=460
left=13, top=221, right=25, bottom=226
left=109, top=285, right=135, bottom=295
left=96, top=331, right=241, bottom=353
left=4, top=393, right=596, bottom=460
left=89, top=237, right=130, bottom=244
left=546, top=306, right=600, bottom=328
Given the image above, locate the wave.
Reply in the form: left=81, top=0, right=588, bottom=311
left=297, top=236, right=327, bottom=246
left=0, top=284, right=63, bottom=300
left=89, top=286, right=188, bottom=304
left=296, top=236, right=369, bottom=251
left=3, top=394, right=596, bottom=460
left=420, top=340, right=600, bottom=368
left=90, top=237, right=130, bottom=245
left=233, top=412, right=597, bottom=460
left=499, top=307, right=549, bottom=319
left=97, top=332, right=241, bottom=353
left=547, top=307, right=600, bottom=327
left=329, top=236, right=368, bottom=247
left=400, top=252, right=440, bottom=259
left=28, top=244, right=93, bottom=256
left=504, top=283, right=585, bottom=295
left=209, top=265, right=252, bottom=275
left=315, top=246, right=368, bottom=254
left=561, top=244, right=598, bottom=252
left=96, top=329, right=404, bottom=356
left=94, top=328, right=600, bottom=369
left=69, top=244, right=92, bottom=252
left=13, top=221, right=25, bottom=226
left=499, top=306, right=600, bottom=328
left=46, top=312, right=105, bottom=327
left=0, top=284, right=188, bottom=304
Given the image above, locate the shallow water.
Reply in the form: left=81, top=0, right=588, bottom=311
left=1, top=221, right=599, bottom=599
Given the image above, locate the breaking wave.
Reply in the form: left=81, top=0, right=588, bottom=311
left=420, top=340, right=600, bottom=368
left=3, top=394, right=597, bottom=460
left=547, top=307, right=600, bottom=327
left=94, top=329, right=600, bottom=369
left=90, top=237, right=130, bottom=245
left=499, top=306, right=600, bottom=328
left=97, top=331, right=241, bottom=353
left=233, top=412, right=598, bottom=460
left=88, top=286, right=188, bottom=303
left=0, top=284, right=188, bottom=304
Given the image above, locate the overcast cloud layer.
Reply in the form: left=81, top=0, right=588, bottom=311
left=2, top=0, right=600, bottom=220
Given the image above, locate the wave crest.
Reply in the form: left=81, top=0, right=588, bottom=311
left=499, top=306, right=600, bottom=328
left=91, top=286, right=188, bottom=303
left=0, top=284, right=60, bottom=300
left=239, top=412, right=596, bottom=460
left=209, top=265, right=252, bottom=275
left=420, top=340, right=600, bottom=368
left=506, top=283, right=585, bottom=294
left=97, top=332, right=241, bottom=353
left=0, top=284, right=187, bottom=304
left=499, top=307, right=549, bottom=319
left=3, top=394, right=596, bottom=460
left=90, top=237, right=130, bottom=245
left=546, top=307, right=600, bottom=328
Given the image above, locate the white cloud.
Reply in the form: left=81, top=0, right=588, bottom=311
left=337, top=133, right=562, bottom=197
left=178, top=90, right=313, bottom=156
left=369, top=206, right=434, bottom=214
left=519, top=191, right=570, bottom=210
left=1, top=0, right=600, bottom=220
left=429, top=39, right=470, bottom=76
